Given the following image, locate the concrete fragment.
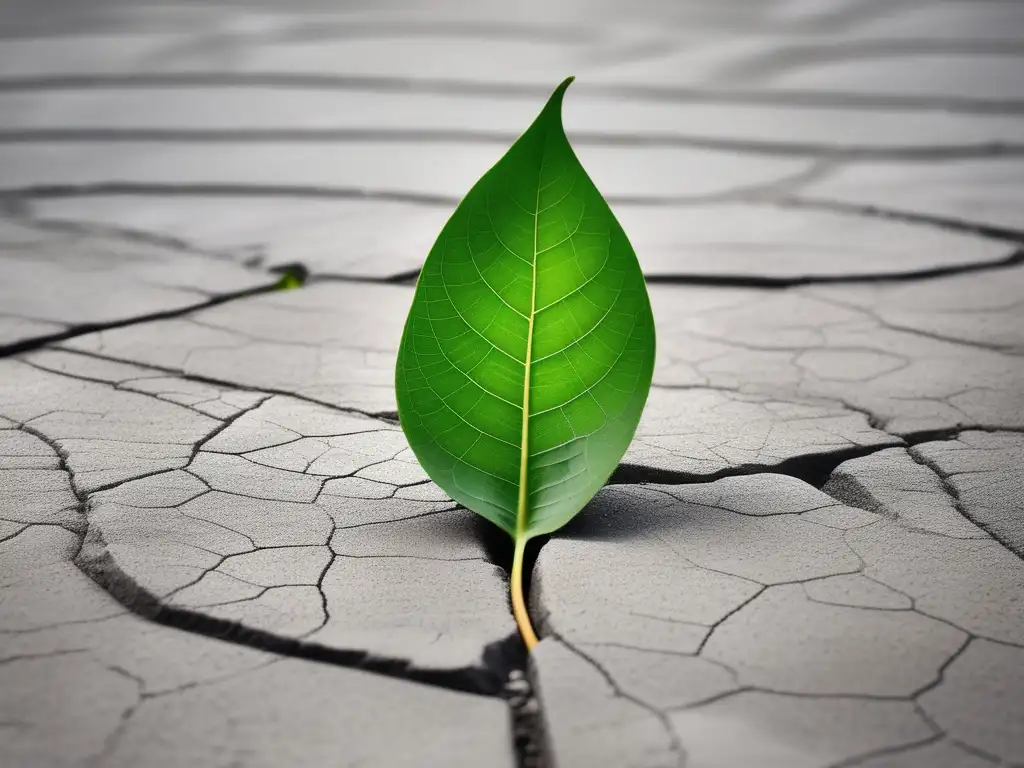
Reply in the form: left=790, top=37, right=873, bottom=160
left=702, top=584, right=964, bottom=696
left=0, top=218, right=272, bottom=350
left=825, top=447, right=985, bottom=539
left=849, top=521, right=1024, bottom=646
left=668, top=692, right=935, bottom=768
left=103, top=659, right=514, bottom=768
left=532, top=638, right=679, bottom=768
left=919, top=639, right=1024, bottom=764
left=803, top=574, right=912, bottom=610
left=913, top=431, right=1024, bottom=556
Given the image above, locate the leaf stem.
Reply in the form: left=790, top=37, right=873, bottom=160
left=511, top=536, right=538, bottom=650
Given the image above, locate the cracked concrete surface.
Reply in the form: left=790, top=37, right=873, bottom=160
left=532, top=477, right=1023, bottom=767
left=22, top=197, right=1018, bottom=283
left=0, top=357, right=515, bottom=767
left=1, top=352, right=514, bottom=676
left=2, top=1, right=1023, bottom=766
left=0, top=215, right=277, bottom=354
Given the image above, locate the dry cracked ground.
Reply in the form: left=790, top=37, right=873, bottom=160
left=1, top=1, right=1023, bottom=767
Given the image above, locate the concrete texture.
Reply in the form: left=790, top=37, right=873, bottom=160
left=1, top=1, right=1022, bottom=766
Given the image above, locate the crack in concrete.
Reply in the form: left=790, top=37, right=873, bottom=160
left=17, top=357, right=265, bottom=428
left=43, top=347, right=401, bottom=423
left=529, top=430, right=1022, bottom=762
left=304, top=242, right=1024, bottom=289
left=802, top=289, right=1024, bottom=356
left=908, top=444, right=1024, bottom=561
left=0, top=648, right=89, bottom=667
left=0, top=163, right=819, bottom=209
left=71, top=528, right=509, bottom=697
left=783, top=196, right=1024, bottom=245
left=4, top=208, right=241, bottom=263
left=612, top=440, right=899, bottom=490
left=6, top=249, right=1020, bottom=766
left=0, top=282, right=286, bottom=358
left=2, top=72, right=1024, bottom=114
left=4, top=127, right=1024, bottom=161
left=693, top=587, right=769, bottom=656
left=648, top=246, right=1024, bottom=287
left=89, top=663, right=146, bottom=768
left=547, top=630, right=687, bottom=768
left=2, top=365, right=541, bottom=761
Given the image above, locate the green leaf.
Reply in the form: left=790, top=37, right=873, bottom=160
left=394, top=77, right=656, bottom=645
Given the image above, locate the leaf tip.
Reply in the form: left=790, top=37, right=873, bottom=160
left=554, top=75, right=575, bottom=99
left=541, top=76, right=575, bottom=123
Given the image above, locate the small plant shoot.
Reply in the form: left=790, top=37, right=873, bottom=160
left=395, top=77, right=656, bottom=648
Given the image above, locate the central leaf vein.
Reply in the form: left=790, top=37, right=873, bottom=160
left=516, top=143, right=545, bottom=543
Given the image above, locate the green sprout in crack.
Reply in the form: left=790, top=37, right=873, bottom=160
left=273, top=265, right=307, bottom=291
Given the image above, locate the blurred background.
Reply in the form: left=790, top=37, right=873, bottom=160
left=2, top=0, right=1023, bottom=300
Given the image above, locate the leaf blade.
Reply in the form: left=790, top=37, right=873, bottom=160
left=396, top=77, right=655, bottom=543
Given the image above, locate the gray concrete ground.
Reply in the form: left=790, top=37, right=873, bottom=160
left=1, top=1, right=1022, bottom=766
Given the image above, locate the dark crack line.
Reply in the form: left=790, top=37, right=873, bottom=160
left=547, top=631, right=686, bottom=768
left=312, top=513, right=338, bottom=630
left=678, top=685, right=929, bottom=708
left=578, top=640, right=709, bottom=659
left=16, top=355, right=257, bottom=428
left=46, top=347, right=400, bottom=424
left=4, top=128, right=1024, bottom=161
left=912, top=635, right=975, bottom=702
left=0, top=612, right=129, bottom=636
left=721, top=42, right=1024, bottom=88
left=908, top=447, right=1024, bottom=561
left=2, top=181, right=459, bottom=207
left=81, top=464, right=195, bottom=498
left=306, top=241, right=1024, bottom=289
left=329, top=506, right=457, bottom=531
left=18, top=424, right=86, bottom=512
left=9, top=378, right=525, bottom=704
left=0, top=524, right=30, bottom=544
left=822, top=454, right=1001, bottom=544
left=646, top=482, right=840, bottom=521
left=89, top=663, right=145, bottom=768
left=175, top=585, right=271, bottom=610
left=0, top=171, right=817, bottom=209
left=612, top=440, right=902, bottom=491
left=2, top=73, right=1024, bottom=114
left=801, top=589, right=913, bottom=613
left=89, top=474, right=209, bottom=507
left=190, top=395, right=275, bottom=462
left=900, top=424, right=1024, bottom=445
left=72, top=535, right=507, bottom=697
left=783, top=196, right=1024, bottom=245
left=0, top=282, right=284, bottom=359
left=950, top=739, right=1006, bottom=766
left=649, top=247, right=1024, bottom=289
left=0, top=648, right=89, bottom=667
left=801, top=289, right=1024, bottom=356
left=829, top=727, right=944, bottom=768
left=4, top=209, right=242, bottom=263
left=460, top=521, right=547, bottom=768
left=668, top=686, right=752, bottom=713
left=310, top=270, right=423, bottom=287
left=0, top=18, right=597, bottom=45
left=180, top=508, right=260, bottom=551
left=695, top=587, right=768, bottom=656
left=846, top=533, right=1024, bottom=652
left=875, top=321, right=1022, bottom=356
left=331, top=552, right=487, bottom=563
